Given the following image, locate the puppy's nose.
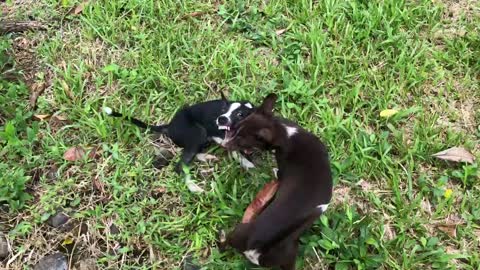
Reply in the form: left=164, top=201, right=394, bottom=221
left=217, top=116, right=229, bottom=126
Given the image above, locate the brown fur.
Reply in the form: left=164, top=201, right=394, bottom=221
left=220, top=93, right=333, bottom=270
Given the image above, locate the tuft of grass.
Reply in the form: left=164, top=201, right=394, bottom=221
left=1, top=0, right=479, bottom=269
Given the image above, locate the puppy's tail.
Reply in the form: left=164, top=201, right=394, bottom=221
left=103, top=107, right=169, bottom=134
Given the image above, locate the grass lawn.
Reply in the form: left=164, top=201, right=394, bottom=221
left=1, top=0, right=479, bottom=269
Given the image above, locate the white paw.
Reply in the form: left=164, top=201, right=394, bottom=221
left=196, top=153, right=218, bottom=162
left=240, top=158, right=255, bottom=169
left=232, top=152, right=255, bottom=169
left=184, top=174, right=205, bottom=193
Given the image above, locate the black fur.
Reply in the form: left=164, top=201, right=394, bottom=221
left=105, top=96, right=254, bottom=173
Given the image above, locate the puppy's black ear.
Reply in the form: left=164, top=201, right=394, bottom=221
left=257, top=93, right=277, bottom=116
left=257, top=128, right=273, bottom=142
left=220, top=91, right=228, bottom=101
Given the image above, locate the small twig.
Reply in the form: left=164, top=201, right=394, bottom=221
left=0, top=20, right=47, bottom=35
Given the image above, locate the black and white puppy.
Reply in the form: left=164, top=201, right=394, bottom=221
left=219, top=93, right=333, bottom=270
left=103, top=93, right=255, bottom=173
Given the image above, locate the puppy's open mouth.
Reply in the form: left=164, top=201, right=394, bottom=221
left=218, top=125, right=231, bottom=131
left=224, top=129, right=236, bottom=141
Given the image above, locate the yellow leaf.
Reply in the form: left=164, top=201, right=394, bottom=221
left=380, top=109, right=398, bottom=118
left=60, top=79, right=69, bottom=92
left=444, top=189, right=453, bottom=199
left=34, top=114, right=50, bottom=120
left=62, top=237, right=74, bottom=245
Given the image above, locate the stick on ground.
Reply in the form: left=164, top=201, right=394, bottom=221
left=242, top=180, right=279, bottom=223
left=0, top=21, right=47, bottom=35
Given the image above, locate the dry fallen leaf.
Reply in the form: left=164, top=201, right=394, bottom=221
left=87, top=146, right=101, bottom=159
left=436, top=224, right=457, bottom=238
left=60, top=79, right=74, bottom=99
left=275, top=28, right=287, bottom=36
left=54, top=114, right=68, bottom=121
left=183, top=11, right=207, bottom=18
left=34, top=114, right=50, bottom=120
left=29, top=81, right=46, bottom=108
left=154, top=187, right=166, bottom=193
left=432, top=147, right=475, bottom=164
left=69, top=0, right=89, bottom=15
left=64, top=146, right=85, bottom=161
left=380, top=109, right=398, bottom=118
left=445, top=246, right=461, bottom=255
left=92, top=176, right=106, bottom=194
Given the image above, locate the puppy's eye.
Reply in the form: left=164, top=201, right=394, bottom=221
left=237, top=112, right=243, bottom=117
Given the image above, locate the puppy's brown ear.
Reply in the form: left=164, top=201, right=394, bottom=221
left=257, top=93, right=277, bottom=116
left=257, top=128, right=273, bottom=142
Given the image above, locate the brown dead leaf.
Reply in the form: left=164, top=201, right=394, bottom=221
left=436, top=224, right=457, bottom=238
left=60, top=79, right=74, bottom=99
left=87, top=146, right=101, bottom=159
left=155, top=187, right=166, bottom=193
left=29, top=81, right=46, bottom=108
left=151, top=187, right=167, bottom=199
left=53, top=114, right=68, bottom=121
left=69, top=0, right=89, bottom=15
left=275, top=28, right=287, bottom=36
left=34, top=114, right=50, bottom=120
left=64, top=146, right=85, bottom=161
left=183, top=11, right=208, bottom=18
left=432, top=147, right=475, bottom=164
left=445, top=245, right=461, bottom=255
left=92, top=176, right=105, bottom=194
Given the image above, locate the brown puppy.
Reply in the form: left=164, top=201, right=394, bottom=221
left=219, top=93, right=333, bottom=270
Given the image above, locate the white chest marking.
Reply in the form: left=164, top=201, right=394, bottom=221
left=244, top=249, right=261, bottom=265
left=316, top=204, right=329, bottom=212
left=212, top=137, right=224, bottom=145
left=283, top=124, right=298, bottom=137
